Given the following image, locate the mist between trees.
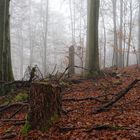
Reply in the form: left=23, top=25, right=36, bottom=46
left=2, top=0, right=139, bottom=79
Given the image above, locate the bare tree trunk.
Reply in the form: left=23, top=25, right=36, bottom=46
left=126, top=0, right=133, bottom=67
left=112, top=0, right=118, bottom=67
left=17, top=27, right=24, bottom=79
left=100, top=5, right=106, bottom=69
left=0, top=0, right=13, bottom=81
left=69, top=0, right=75, bottom=45
left=118, top=0, right=123, bottom=67
left=123, top=3, right=126, bottom=67
left=86, top=0, right=100, bottom=75
left=29, top=0, right=34, bottom=66
left=43, top=0, right=49, bottom=76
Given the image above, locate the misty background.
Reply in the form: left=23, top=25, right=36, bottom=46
left=10, top=0, right=139, bottom=79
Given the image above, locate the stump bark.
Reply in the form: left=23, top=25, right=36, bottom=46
left=68, top=45, right=75, bottom=75
left=27, top=82, right=62, bottom=131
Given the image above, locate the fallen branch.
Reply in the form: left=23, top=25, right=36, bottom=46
left=85, top=124, right=127, bottom=132
left=0, top=133, right=16, bottom=139
left=8, top=105, right=25, bottom=119
left=93, top=79, right=140, bottom=114
left=0, top=102, right=28, bottom=113
left=63, top=96, right=102, bottom=103
left=0, top=119, right=25, bottom=122
left=58, top=126, right=85, bottom=133
left=58, top=124, right=127, bottom=133
left=0, top=119, right=25, bottom=126
left=58, top=65, right=88, bottom=81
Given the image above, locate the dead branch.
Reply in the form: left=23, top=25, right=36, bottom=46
left=58, top=124, right=127, bottom=133
left=0, top=119, right=25, bottom=122
left=8, top=105, right=25, bottom=119
left=58, top=65, right=89, bottom=81
left=0, top=80, right=29, bottom=86
left=58, top=126, right=85, bottom=133
left=63, top=96, right=102, bottom=103
left=93, top=79, right=140, bottom=114
left=85, top=124, right=127, bottom=132
left=0, top=133, right=16, bottom=139
left=0, top=102, right=28, bottom=113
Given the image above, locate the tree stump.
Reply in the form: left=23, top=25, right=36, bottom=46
left=27, top=82, right=62, bottom=131
left=68, top=45, right=75, bottom=75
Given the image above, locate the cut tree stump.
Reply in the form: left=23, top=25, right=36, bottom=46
left=27, top=82, right=62, bottom=131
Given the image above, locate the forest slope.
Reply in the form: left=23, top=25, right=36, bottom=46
left=0, top=66, right=140, bottom=140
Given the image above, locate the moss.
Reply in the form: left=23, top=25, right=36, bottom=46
left=41, top=113, right=59, bottom=132
left=14, top=92, right=28, bottom=102
left=50, top=112, right=59, bottom=123
left=21, top=121, right=31, bottom=136
left=111, top=125, right=126, bottom=131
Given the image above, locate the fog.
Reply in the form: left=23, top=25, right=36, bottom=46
left=10, top=0, right=139, bottom=79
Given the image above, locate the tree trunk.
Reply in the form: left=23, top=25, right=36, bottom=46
left=112, top=0, right=118, bottom=67
left=0, top=0, right=13, bottom=81
left=28, top=82, right=62, bottom=131
left=86, top=0, right=100, bottom=75
left=118, top=0, right=123, bottom=67
left=126, top=0, right=133, bottom=67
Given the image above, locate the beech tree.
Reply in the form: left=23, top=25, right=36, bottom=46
left=86, top=0, right=100, bottom=75
left=0, top=0, right=13, bottom=81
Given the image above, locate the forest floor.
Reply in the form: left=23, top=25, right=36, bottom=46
left=0, top=66, right=140, bottom=140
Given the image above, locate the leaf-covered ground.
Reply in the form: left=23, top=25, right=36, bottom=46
left=0, top=66, right=140, bottom=140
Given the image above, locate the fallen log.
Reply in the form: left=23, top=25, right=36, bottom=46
left=93, top=79, right=140, bottom=114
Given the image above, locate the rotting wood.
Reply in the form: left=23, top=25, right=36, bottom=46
left=27, top=82, right=62, bottom=131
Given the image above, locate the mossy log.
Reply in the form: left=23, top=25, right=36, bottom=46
left=27, top=82, right=62, bottom=131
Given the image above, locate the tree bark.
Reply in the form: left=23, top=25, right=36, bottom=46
left=0, top=0, right=13, bottom=81
left=28, top=82, right=62, bottom=131
left=68, top=45, right=75, bottom=75
left=86, top=0, right=100, bottom=75
left=112, top=0, right=118, bottom=67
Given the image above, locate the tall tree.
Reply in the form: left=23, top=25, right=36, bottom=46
left=86, top=0, right=100, bottom=75
left=126, top=0, right=133, bottom=66
left=112, top=0, right=118, bottom=67
left=43, top=0, right=49, bottom=76
left=118, top=0, right=123, bottom=67
left=0, top=0, right=13, bottom=81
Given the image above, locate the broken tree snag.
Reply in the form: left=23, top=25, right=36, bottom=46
left=68, top=45, right=75, bottom=75
left=27, top=82, right=62, bottom=131
left=93, top=79, right=140, bottom=114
